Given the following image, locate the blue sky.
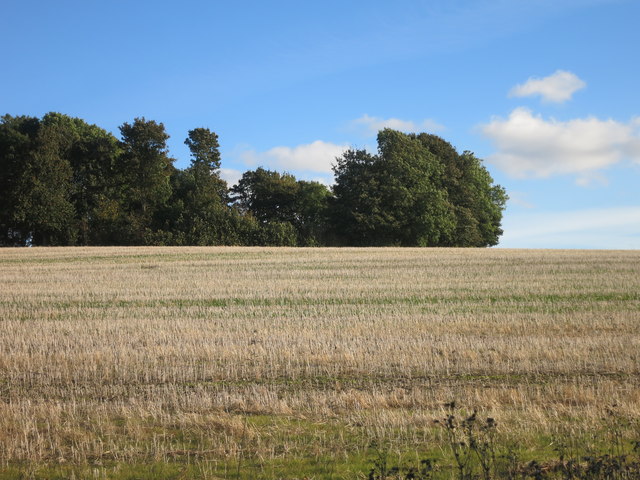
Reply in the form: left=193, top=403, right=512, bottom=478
left=2, top=0, right=639, bottom=248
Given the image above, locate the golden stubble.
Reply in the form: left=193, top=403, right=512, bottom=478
left=1, top=247, right=639, bottom=464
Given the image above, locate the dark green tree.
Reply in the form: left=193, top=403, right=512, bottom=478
left=332, top=130, right=455, bottom=246
left=330, top=148, right=385, bottom=245
left=160, top=128, right=232, bottom=245
left=295, top=180, right=332, bottom=245
left=184, top=127, right=221, bottom=171
left=62, top=117, right=121, bottom=245
left=375, top=128, right=456, bottom=246
left=183, top=127, right=228, bottom=214
left=0, top=115, right=40, bottom=245
left=417, top=134, right=507, bottom=246
left=117, top=118, right=174, bottom=244
left=231, top=167, right=299, bottom=224
left=0, top=113, right=79, bottom=245
left=230, top=168, right=331, bottom=246
left=0, top=113, right=506, bottom=247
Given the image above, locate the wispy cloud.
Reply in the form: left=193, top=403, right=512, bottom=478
left=507, top=191, right=535, bottom=209
left=351, top=114, right=445, bottom=137
left=509, top=70, right=586, bottom=103
left=239, top=140, right=349, bottom=174
left=499, top=206, right=640, bottom=249
left=480, top=108, right=640, bottom=184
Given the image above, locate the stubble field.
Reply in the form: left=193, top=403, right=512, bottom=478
left=1, top=247, right=639, bottom=479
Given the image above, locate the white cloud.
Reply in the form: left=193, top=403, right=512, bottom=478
left=352, top=114, right=445, bottom=137
left=481, top=107, right=639, bottom=182
left=499, top=206, right=640, bottom=249
left=220, top=168, right=243, bottom=188
left=239, top=140, right=349, bottom=174
left=509, top=70, right=586, bottom=103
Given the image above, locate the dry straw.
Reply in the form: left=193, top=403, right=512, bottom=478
left=1, top=246, right=639, bottom=465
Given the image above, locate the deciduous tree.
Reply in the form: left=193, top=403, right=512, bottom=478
left=117, top=118, right=174, bottom=244
left=331, top=129, right=505, bottom=246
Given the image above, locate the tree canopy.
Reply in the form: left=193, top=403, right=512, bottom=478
left=0, top=113, right=507, bottom=247
left=331, top=129, right=506, bottom=246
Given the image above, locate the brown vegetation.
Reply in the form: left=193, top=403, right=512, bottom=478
left=0, top=247, right=639, bottom=476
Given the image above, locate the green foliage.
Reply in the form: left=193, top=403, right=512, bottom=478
left=0, top=113, right=507, bottom=246
left=185, top=127, right=222, bottom=171
left=117, top=118, right=174, bottom=244
left=183, top=127, right=228, bottom=207
left=331, top=148, right=388, bottom=245
left=159, top=128, right=232, bottom=245
left=231, top=167, right=299, bottom=224
left=231, top=167, right=331, bottom=245
left=331, top=129, right=506, bottom=247
left=377, top=129, right=456, bottom=246
left=0, top=114, right=78, bottom=245
left=0, top=114, right=40, bottom=245
left=419, top=132, right=507, bottom=246
left=63, top=115, right=121, bottom=245
left=295, top=179, right=332, bottom=245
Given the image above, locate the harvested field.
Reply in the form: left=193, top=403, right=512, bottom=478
left=1, top=247, right=639, bottom=478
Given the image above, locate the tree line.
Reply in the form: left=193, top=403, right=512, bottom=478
left=0, top=113, right=507, bottom=247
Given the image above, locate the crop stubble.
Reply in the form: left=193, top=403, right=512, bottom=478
left=0, top=247, right=639, bottom=469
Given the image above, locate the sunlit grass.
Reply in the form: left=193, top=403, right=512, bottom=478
left=1, top=247, right=639, bottom=478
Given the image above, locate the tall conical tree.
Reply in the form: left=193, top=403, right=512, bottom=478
left=165, top=127, right=231, bottom=244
